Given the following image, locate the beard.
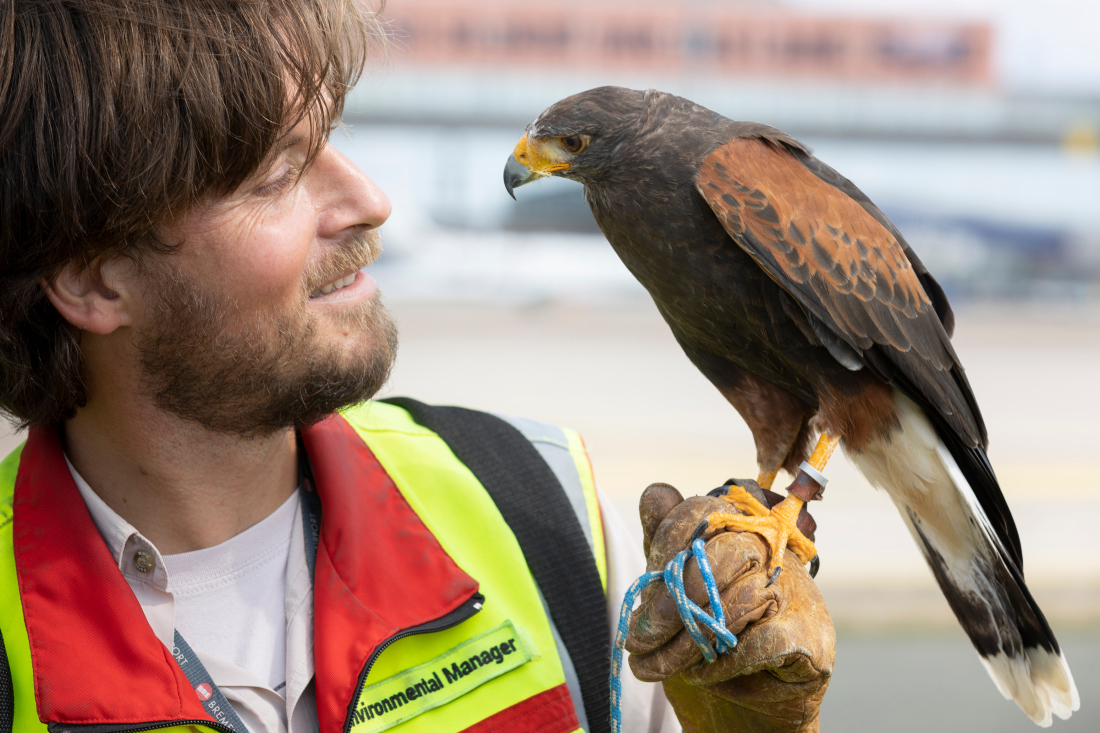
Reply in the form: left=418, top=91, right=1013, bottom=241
left=136, top=230, right=398, bottom=437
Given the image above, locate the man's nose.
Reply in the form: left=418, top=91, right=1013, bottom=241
left=315, top=144, right=391, bottom=237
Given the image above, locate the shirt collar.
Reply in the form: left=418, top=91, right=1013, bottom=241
left=66, top=455, right=171, bottom=590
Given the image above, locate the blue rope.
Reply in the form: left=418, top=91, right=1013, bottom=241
left=609, top=538, right=738, bottom=732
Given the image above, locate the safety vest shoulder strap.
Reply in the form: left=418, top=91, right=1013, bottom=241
left=491, top=413, right=607, bottom=592
left=377, top=398, right=611, bottom=733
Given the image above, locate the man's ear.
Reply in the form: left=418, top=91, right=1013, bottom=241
left=43, top=256, right=137, bottom=335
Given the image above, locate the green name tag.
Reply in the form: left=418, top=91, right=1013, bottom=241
left=348, top=620, right=536, bottom=732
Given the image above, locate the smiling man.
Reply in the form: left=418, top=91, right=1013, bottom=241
left=0, top=2, right=835, bottom=733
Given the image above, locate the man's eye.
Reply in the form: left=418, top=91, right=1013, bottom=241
left=560, top=135, right=586, bottom=154
left=256, top=164, right=298, bottom=196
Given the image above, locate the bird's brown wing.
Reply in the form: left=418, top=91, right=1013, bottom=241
left=696, top=136, right=981, bottom=447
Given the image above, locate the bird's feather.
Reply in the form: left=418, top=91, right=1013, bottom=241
left=696, top=138, right=983, bottom=445
left=696, top=135, right=1023, bottom=569
left=789, top=147, right=957, bottom=338
left=850, top=392, right=1078, bottom=726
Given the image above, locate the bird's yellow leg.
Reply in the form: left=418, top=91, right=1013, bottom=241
left=707, top=433, right=840, bottom=577
left=756, top=469, right=778, bottom=491
left=806, top=432, right=840, bottom=474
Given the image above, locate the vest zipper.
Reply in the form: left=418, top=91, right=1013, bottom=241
left=47, top=720, right=236, bottom=733
left=342, top=592, right=486, bottom=733
left=47, top=599, right=485, bottom=733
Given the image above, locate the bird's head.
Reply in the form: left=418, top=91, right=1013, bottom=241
left=503, top=86, right=649, bottom=198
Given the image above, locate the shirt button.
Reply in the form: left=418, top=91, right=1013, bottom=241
left=133, top=550, right=155, bottom=573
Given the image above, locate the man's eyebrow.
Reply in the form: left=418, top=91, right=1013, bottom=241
left=249, top=133, right=309, bottom=185
left=279, top=133, right=307, bottom=151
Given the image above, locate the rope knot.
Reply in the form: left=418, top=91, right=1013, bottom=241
left=608, top=538, right=738, bottom=732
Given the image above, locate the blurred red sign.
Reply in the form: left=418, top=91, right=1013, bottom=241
left=383, top=1, right=992, bottom=86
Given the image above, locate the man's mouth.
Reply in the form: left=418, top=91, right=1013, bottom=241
left=310, top=270, right=360, bottom=299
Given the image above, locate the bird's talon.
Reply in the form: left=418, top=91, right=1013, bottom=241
left=766, top=566, right=782, bottom=587
left=809, top=555, right=820, bottom=578
left=691, top=519, right=709, bottom=542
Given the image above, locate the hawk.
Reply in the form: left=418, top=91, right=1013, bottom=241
left=504, top=87, right=1078, bottom=726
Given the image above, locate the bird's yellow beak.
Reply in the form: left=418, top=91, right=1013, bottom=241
left=504, top=134, right=570, bottom=199
left=514, top=134, right=571, bottom=174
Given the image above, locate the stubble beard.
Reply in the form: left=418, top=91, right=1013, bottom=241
left=136, top=230, right=398, bottom=437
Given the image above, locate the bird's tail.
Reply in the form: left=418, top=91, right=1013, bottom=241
left=847, top=392, right=1079, bottom=726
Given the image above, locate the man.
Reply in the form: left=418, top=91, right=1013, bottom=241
left=0, top=2, right=832, bottom=732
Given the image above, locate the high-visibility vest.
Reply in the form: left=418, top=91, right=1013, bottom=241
left=0, top=400, right=607, bottom=733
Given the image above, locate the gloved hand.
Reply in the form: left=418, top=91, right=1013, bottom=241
left=625, top=483, right=836, bottom=733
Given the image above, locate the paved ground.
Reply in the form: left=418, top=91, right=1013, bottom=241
left=3, top=298, right=1097, bottom=727
left=824, top=633, right=1099, bottom=731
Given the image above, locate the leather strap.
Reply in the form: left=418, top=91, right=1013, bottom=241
left=786, top=470, right=825, bottom=503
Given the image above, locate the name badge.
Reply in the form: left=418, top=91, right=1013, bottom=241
left=348, top=620, right=537, bottom=732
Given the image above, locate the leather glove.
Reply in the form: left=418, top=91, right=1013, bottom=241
left=625, top=483, right=836, bottom=733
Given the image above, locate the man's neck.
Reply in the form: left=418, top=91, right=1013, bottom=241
left=64, top=397, right=299, bottom=555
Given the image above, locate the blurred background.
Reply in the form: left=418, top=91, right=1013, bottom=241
left=3, top=0, right=1098, bottom=729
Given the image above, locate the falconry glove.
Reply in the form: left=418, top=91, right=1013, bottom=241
left=626, top=483, right=835, bottom=733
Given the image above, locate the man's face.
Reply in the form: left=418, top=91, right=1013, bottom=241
left=131, top=120, right=397, bottom=436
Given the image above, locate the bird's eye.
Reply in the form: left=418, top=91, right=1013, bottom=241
left=560, top=135, right=586, bottom=154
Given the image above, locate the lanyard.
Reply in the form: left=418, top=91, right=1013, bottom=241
left=172, top=444, right=322, bottom=732
left=172, top=629, right=253, bottom=731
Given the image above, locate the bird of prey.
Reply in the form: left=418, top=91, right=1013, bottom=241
left=503, top=87, right=1078, bottom=726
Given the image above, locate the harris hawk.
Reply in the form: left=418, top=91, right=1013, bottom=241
left=503, top=87, right=1078, bottom=726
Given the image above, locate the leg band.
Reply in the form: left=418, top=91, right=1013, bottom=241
left=787, top=467, right=825, bottom=502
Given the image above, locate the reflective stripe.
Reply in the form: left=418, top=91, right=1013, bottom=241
left=492, top=415, right=607, bottom=732
left=562, top=429, right=606, bottom=593
left=532, top=584, right=588, bottom=733
left=494, top=415, right=607, bottom=593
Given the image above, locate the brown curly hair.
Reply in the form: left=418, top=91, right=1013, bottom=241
left=0, top=0, right=384, bottom=428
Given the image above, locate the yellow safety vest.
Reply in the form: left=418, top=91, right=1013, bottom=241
left=0, top=400, right=607, bottom=733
